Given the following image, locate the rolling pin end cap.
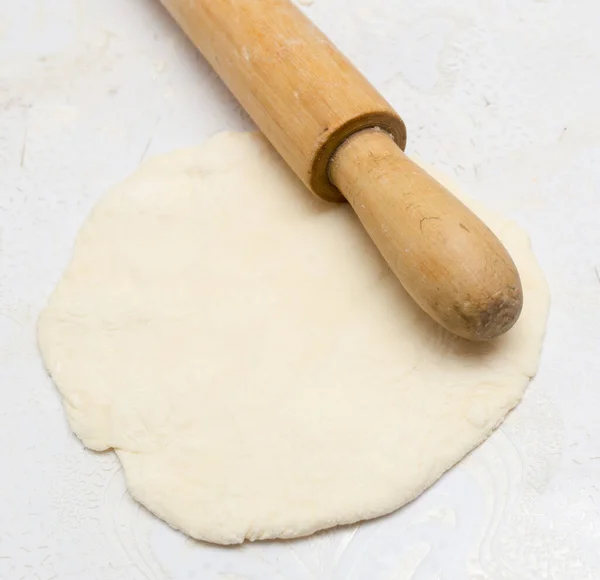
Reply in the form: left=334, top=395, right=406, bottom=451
left=459, top=283, right=524, bottom=341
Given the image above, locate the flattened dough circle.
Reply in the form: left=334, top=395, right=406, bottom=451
left=38, top=132, right=549, bottom=545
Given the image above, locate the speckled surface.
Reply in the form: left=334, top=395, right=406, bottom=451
left=1, top=0, right=599, bottom=578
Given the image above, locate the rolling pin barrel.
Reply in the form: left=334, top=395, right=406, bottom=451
left=160, top=0, right=523, bottom=340
left=161, top=0, right=406, bottom=201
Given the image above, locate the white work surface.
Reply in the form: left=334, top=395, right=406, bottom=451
left=1, top=1, right=599, bottom=578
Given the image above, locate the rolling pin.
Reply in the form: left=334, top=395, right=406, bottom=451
left=159, top=0, right=523, bottom=340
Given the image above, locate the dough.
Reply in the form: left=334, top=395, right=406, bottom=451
left=38, top=132, right=549, bottom=545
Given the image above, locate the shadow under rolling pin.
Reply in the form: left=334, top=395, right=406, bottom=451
left=159, top=0, right=523, bottom=341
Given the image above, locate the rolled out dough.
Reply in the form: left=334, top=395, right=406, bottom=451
left=38, top=132, right=549, bottom=545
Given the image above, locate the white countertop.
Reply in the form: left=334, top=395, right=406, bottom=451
left=1, top=1, right=599, bottom=578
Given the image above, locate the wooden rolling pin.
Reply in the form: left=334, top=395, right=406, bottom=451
left=160, top=0, right=523, bottom=340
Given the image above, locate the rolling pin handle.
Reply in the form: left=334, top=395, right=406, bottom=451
left=329, top=129, right=523, bottom=341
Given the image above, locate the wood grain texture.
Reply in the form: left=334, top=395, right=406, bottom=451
left=330, top=129, right=523, bottom=340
